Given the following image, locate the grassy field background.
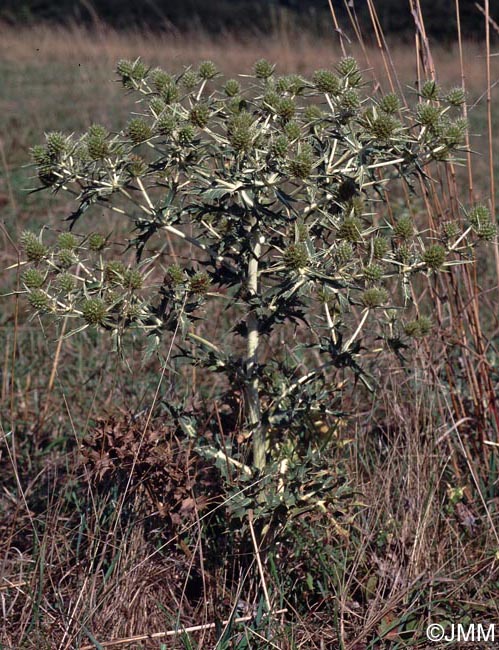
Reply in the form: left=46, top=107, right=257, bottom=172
left=1, top=16, right=499, bottom=650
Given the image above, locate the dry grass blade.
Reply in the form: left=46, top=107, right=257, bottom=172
left=79, top=608, right=288, bottom=649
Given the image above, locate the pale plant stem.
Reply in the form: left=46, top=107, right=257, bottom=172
left=484, top=0, right=499, bottom=297
left=247, top=232, right=265, bottom=470
left=343, top=309, right=369, bottom=352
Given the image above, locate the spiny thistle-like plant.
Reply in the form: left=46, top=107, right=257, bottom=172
left=20, top=59, right=494, bottom=478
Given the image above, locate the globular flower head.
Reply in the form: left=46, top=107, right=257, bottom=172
left=272, top=134, right=289, bottom=158
left=469, top=205, right=496, bottom=240
left=189, top=272, right=211, bottom=295
left=404, top=316, right=432, bottom=338
left=338, top=217, right=362, bottom=242
left=22, top=268, right=45, bottom=289
left=150, top=68, right=174, bottom=94
left=178, top=124, right=196, bottom=145
left=336, top=241, right=354, bottom=264
left=57, top=272, right=75, bottom=294
left=339, top=89, right=361, bottom=113
left=157, top=113, right=177, bottom=136
left=336, top=57, right=360, bottom=78
left=74, top=144, right=91, bottom=164
left=289, top=145, right=314, bottom=179
left=393, top=215, right=414, bottom=239
left=263, top=91, right=280, bottom=113
left=117, top=58, right=147, bottom=87
left=284, top=121, right=301, bottom=141
left=123, top=302, right=142, bottom=321
left=283, top=243, right=309, bottom=271
left=277, top=97, right=296, bottom=122
left=165, top=265, right=185, bottom=286
left=468, top=204, right=491, bottom=227
left=21, top=231, right=48, bottom=262
left=349, top=195, right=365, bottom=217
left=363, top=263, right=383, bottom=283
left=417, top=316, right=432, bottom=336
left=87, top=134, right=109, bottom=160
left=373, top=236, right=389, bottom=259
left=442, top=221, right=459, bottom=240
left=45, top=131, right=67, bottom=159
left=37, top=163, right=58, bottom=187
left=224, top=79, right=241, bottom=97
left=88, top=233, right=107, bottom=251
left=160, top=83, right=180, bottom=104
left=379, top=93, right=401, bottom=114
left=276, top=76, right=292, bottom=93
left=30, top=144, right=50, bottom=167
left=57, top=248, right=78, bottom=269
left=104, top=289, right=121, bottom=306
left=416, top=103, right=441, bottom=127
left=396, top=243, right=411, bottom=264
left=126, top=118, right=153, bottom=144
left=361, top=287, right=388, bottom=308
left=198, top=60, right=218, bottom=80
left=181, top=70, right=199, bottom=90
left=475, top=221, right=497, bottom=241
left=189, top=103, right=211, bottom=128
left=105, top=261, right=126, bottom=285
left=446, top=87, right=466, bottom=106
left=304, top=105, right=324, bottom=122
left=422, top=244, right=446, bottom=270
left=124, top=268, right=144, bottom=290
left=149, top=97, right=166, bottom=116
left=57, top=232, right=78, bottom=250
left=313, top=69, right=341, bottom=95
left=443, top=119, right=467, bottom=148
left=284, top=74, right=307, bottom=95
left=28, top=289, right=51, bottom=313
left=420, top=79, right=440, bottom=100
left=86, top=124, right=109, bottom=156
left=296, top=222, right=308, bottom=242
left=82, top=298, right=107, bottom=326
left=229, top=128, right=252, bottom=151
left=126, top=154, right=148, bottom=178
left=227, top=112, right=254, bottom=151
left=254, top=59, right=275, bottom=79
left=369, top=114, right=400, bottom=142
left=130, top=59, right=148, bottom=80
left=116, top=58, right=134, bottom=79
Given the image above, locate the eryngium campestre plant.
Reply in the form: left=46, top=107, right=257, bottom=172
left=20, top=58, right=493, bottom=472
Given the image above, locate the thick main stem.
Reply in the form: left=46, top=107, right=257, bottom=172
left=246, top=232, right=265, bottom=470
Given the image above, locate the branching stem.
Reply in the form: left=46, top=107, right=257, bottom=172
left=246, top=231, right=265, bottom=470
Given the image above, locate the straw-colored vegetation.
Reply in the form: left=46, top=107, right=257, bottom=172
left=1, top=4, right=499, bottom=648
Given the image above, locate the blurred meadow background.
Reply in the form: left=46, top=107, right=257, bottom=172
left=1, top=1, right=499, bottom=648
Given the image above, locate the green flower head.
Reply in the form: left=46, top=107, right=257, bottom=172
left=198, top=60, right=218, bottom=80
left=22, top=268, right=45, bottom=289
left=254, top=59, right=275, bottom=79
left=21, top=231, right=48, bottom=263
left=82, top=298, right=107, bottom=326
left=361, top=287, right=388, bottom=308
left=422, top=244, right=446, bottom=270
left=313, top=69, right=340, bottom=95
left=283, top=243, right=309, bottom=271
left=126, top=118, right=153, bottom=144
